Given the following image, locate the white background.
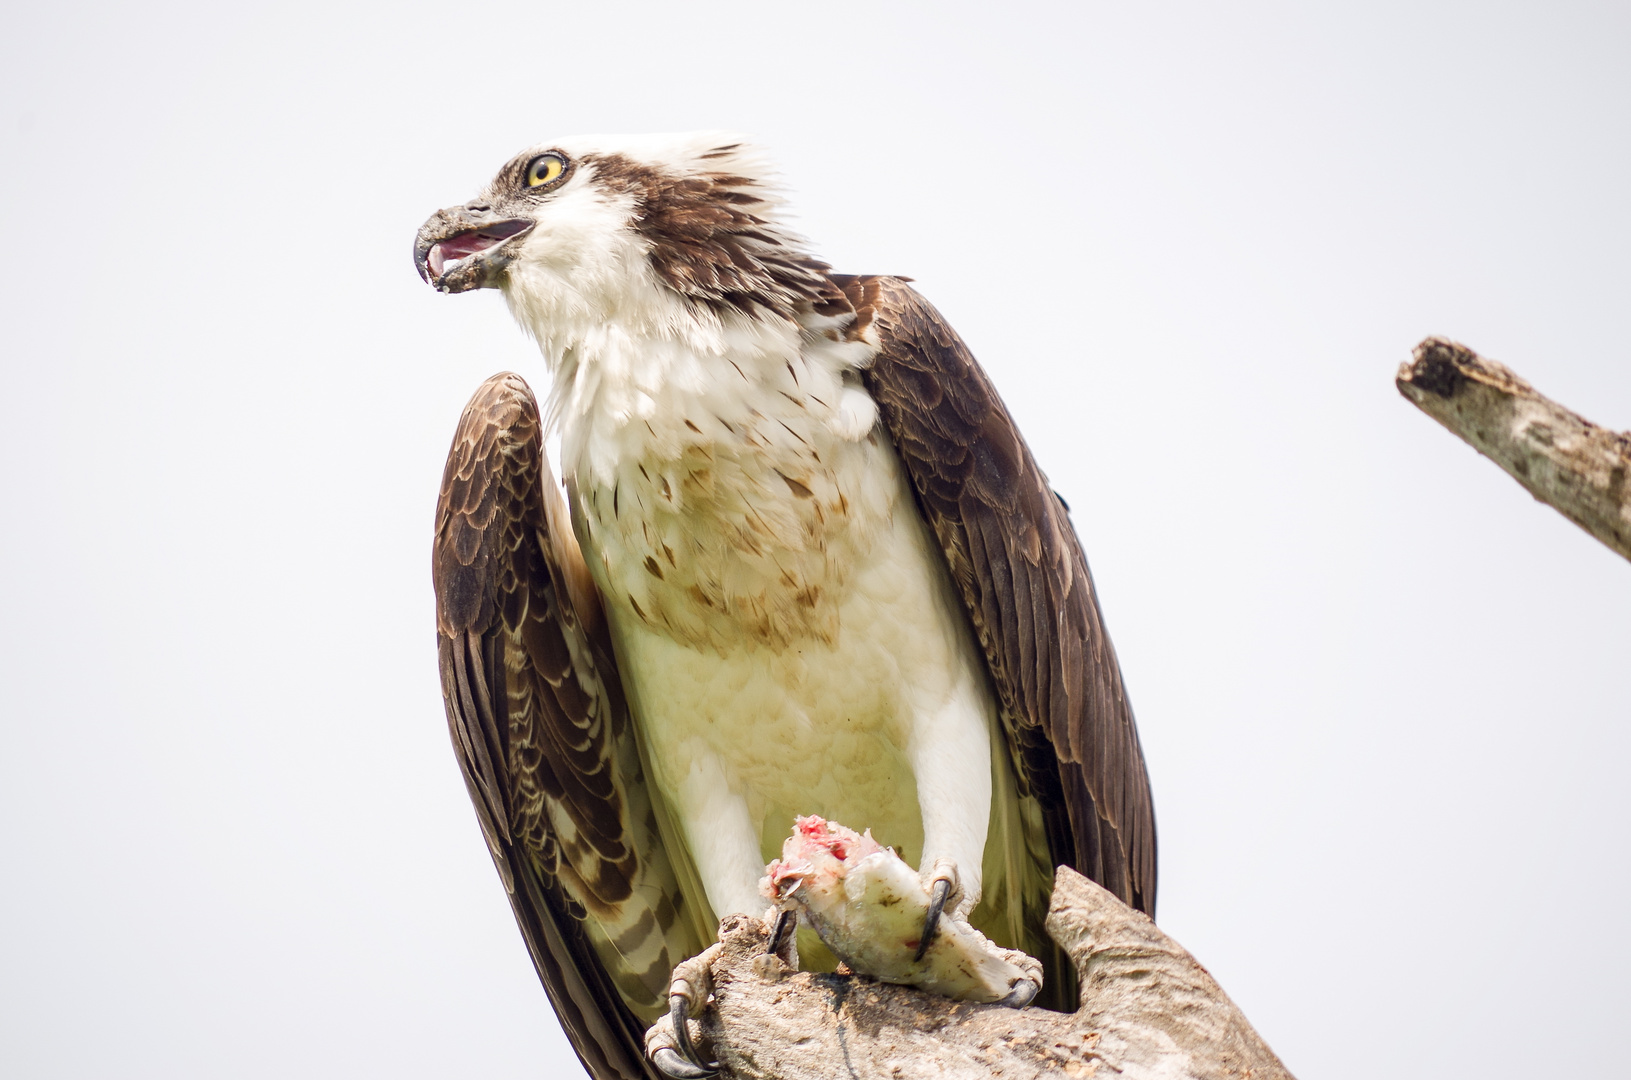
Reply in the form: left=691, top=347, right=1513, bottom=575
left=3, top=2, right=1627, bottom=1077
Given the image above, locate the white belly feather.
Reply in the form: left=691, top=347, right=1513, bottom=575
left=608, top=450, right=996, bottom=918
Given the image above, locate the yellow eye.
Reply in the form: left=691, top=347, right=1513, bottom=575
left=526, top=153, right=566, bottom=188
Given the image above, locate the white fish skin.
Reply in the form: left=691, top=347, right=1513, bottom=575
left=761, top=816, right=1040, bottom=1005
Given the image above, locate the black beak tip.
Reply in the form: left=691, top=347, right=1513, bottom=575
left=412, top=237, right=435, bottom=286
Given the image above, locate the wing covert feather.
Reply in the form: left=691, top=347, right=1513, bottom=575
left=839, top=276, right=1158, bottom=915
left=433, top=374, right=704, bottom=1080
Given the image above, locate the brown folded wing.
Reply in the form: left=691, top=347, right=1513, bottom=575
left=839, top=276, right=1158, bottom=916
left=433, top=373, right=707, bottom=1080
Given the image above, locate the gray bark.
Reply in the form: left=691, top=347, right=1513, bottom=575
left=1397, top=337, right=1631, bottom=563
left=651, top=867, right=1294, bottom=1080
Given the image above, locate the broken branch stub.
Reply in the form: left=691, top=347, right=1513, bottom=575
left=1397, top=337, right=1631, bottom=563
left=651, top=867, right=1294, bottom=1080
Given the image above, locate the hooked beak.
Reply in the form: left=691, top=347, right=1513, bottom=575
left=413, top=207, right=534, bottom=293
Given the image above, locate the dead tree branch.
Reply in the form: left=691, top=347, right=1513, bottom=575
left=652, top=867, right=1293, bottom=1080
left=1397, top=338, right=1631, bottom=563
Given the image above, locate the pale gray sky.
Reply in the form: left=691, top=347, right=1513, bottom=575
left=2, top=2, right=1627, bottom=1077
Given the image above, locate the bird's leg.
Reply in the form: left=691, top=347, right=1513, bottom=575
left=914, top=856, right=964, bottom=962
left=903, top=680, right=992, bottom=961
left=648, top=943, right=722, bottom=1080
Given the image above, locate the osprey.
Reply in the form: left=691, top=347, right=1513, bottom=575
left=415, top=133, right=1155, bottom=1080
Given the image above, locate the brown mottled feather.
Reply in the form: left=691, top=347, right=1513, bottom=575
left=434, top=374, right=706, bottom=1080
left=837, top=275, right=1158, bottom=916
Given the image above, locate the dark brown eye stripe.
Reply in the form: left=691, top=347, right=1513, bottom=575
left=581, top=150, right=844, bottom=319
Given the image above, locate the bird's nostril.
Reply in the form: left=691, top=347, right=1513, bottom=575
left=467, top=203, right=491, bottom=213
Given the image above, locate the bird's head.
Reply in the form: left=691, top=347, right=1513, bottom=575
left=414, top=133, right=840, bottom=344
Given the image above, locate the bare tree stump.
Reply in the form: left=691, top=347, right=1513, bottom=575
left=650, top=867, right=1293, bottom=1080
left=1397, top=337, right=1631, bottom=563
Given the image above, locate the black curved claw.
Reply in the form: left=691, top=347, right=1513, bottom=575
left=657, top=993, right=718, bottom=1079
left=914, top=877, right=952, bottom=962
left=999, top=977, right=1041, bottom=1009
left=766, top=908, right=794, bottom=959
left=653, top=1047, right=718, bottom=1080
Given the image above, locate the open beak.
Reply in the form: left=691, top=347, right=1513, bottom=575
left=413, top=208, right=534, bottom=293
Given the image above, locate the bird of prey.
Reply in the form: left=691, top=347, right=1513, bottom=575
left=415, top=133, right=1156, bottom=1080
